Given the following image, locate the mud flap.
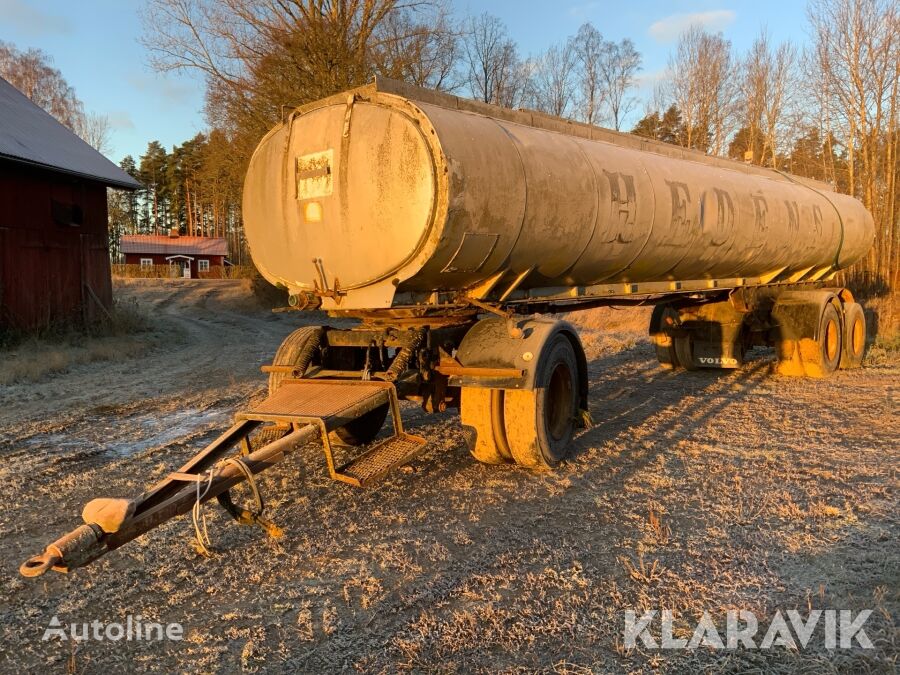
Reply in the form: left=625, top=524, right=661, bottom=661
left=771, top=291, right=841, bottom=377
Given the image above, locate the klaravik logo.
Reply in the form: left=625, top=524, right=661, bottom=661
left=623, top=609, right=873, bottom=650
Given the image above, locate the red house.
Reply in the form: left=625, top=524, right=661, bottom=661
left=0, top=76, right=140, bottom=331
left=121, top=231, right=228, bottom=278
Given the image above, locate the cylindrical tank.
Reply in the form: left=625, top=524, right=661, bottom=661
left=243, top=80, right=874, bottom=310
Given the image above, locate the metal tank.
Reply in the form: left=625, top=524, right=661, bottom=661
left=243, top=77, right=874, bottom=312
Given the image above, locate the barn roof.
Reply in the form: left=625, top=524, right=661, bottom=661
left=0, top=76, right=141, bottom=190
left=121, top=235, right=228, bottom=256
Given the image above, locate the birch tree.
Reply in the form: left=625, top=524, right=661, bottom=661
left=664, top=26, right=737, bottom=153
left=808, top=0, right=899, bottom=288
left=572, top=23, right=603, bottom=125
left=530, top=41, right=576, bottom=117
left=597, top=38, right=641, bottom=130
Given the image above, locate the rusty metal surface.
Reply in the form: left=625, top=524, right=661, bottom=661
left=21, top=424, right=318, bottom=577
left=337, top=433, right=427, bottom=487
left=243, top=80, right=874, bottom=314
left=434, top=360, right=523, bottom=379
left=243, top=380, right=392, bottom=421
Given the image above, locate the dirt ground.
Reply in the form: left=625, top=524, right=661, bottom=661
left=0, top=279, right=896, bottom=673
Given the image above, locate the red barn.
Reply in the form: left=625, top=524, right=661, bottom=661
left=0, top=76, right=140, bottom=332
left=121, top=231, right=228, bottom=278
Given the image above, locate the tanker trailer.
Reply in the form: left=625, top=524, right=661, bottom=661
left=19, top=78, right=875, bottom=578
left=243, top=76, right=874, bottom=465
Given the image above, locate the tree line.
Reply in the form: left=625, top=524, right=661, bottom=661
left=107, top=131, right=247, bottom=263
left=138, top=0, right=897, bottom=293
left=2, top=1, right=896, bottom=295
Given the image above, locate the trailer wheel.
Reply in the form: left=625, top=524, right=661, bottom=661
left=268, top=326, right=323, bottom=396
left=839, top=302, right=866, bottom=369
left=460, top=388, right=512, bottom=464
left=804, top=302, right=843, bottom=377
left=673, top=334, right=699, bottom=371
left=325, top=345, right=390, bottom=445
left=650, top=305, right=681, bottom=369
left=334, top=405, right=390, bottom=446
left=504, top=333, right=579, bottom=469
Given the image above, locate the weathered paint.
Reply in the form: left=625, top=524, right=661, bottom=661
left=0, top=160, right=112, bottom=331
left=244, top=78, right=875, bottom=312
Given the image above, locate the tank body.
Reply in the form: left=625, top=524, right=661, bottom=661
left=243, top=79, right=874, bottom=310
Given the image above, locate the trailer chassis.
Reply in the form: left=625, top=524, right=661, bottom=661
left=20, top=280, right=867, bottom=578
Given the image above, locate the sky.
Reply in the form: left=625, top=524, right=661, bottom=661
left=0, top=0, right=811, bottom=166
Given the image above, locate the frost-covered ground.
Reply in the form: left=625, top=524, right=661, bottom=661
left=1, top=280, right=896, bottom=673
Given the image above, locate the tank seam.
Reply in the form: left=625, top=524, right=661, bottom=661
left=489, top=118, right=529, bottom=280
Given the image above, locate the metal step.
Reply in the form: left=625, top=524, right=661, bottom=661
left=335, top=432, right=427, bottom=487
left=237, top=380, right=393, bottom=430
left=236, top=379, right=426, bottom=486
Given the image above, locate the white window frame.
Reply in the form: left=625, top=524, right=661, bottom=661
left=140, top=258, right=153, bottom=268
left=198, top=259, right=210, bottom=272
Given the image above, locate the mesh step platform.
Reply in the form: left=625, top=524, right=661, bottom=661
left=236, top=379, right=426, bottom=487
left=338, top=434, right=426, bottom=487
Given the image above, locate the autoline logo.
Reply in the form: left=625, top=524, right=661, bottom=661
left=42, top=615, right=183, bottom=642
left=624, top=609, right=873, bottom=650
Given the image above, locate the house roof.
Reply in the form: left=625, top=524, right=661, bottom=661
left=121, top=235, right=228, bottom=256
left=0, top=76, right=141, bottom=190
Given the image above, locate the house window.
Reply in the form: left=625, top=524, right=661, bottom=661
left=140, top=258, right=153, bottom=268
left=198, top=259, right=210, bottom=272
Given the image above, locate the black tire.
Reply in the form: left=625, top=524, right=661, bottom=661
left=334, top=404, right=389, bottom=446
left=268, top=327, right=321, bottom=396
left=322, top=346, right=389, bottom=445
left=505, top=333, right=580, bottom=469
left=839, top=302, right=866, bottom=369
left=651, top=305, right=681, bottom=369
left=673, top=333, right=699, bottom=371
left=269, top=328, right=389, bottom=445
left=805, top=302, right=842, bottom=377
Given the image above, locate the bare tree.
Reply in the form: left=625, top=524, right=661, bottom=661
left=571, top=22, right=603, bottom=125
left=143, top=0, right=455, bottom=141
left=462, top=13, right=525, bottom=107
left=808, top=0, right=899, bottom=288
left=736, top=30, right=798, bottom=167
left=529, top=40, right=576, bottom=117
left=597, top=38, right=641, bottom=130
left=0, top=41, right=84, bottom=130
left=373, top=5, right=460, bottom=90
left=664, top=26, right=737, bottom=153
left=75, top=111, right=113, bottom=155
